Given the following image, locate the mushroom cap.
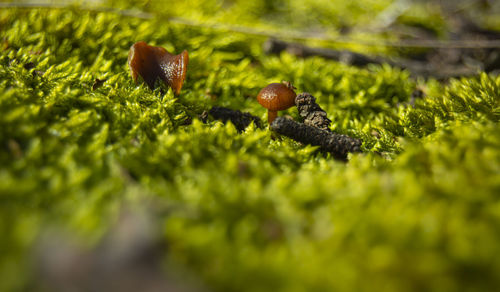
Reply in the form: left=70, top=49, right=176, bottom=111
left=128, top=41, right=188, bottom=95
left=257, top=83, right=297, bottom=111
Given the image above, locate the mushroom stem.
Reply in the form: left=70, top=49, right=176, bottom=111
left=268, top=110, right=278, bottom=124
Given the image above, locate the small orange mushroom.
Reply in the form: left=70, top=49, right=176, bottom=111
left=257, top=81, right=297, bottom=124
left=128, top=41, right=188, bottom=95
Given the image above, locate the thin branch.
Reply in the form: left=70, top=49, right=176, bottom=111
left=264, top=39, right=481, bottom=78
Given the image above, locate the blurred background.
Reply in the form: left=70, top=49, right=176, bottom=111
left=6, top=0, right=500, bottom=40
left=5, top=0, right=500, bottom=75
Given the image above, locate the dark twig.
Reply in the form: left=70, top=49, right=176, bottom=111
left=270, top=117, right=361, bottom=160
left=295, top=92, right=332, bottom=131
left=206, top=106, right=262, bottom=132
left=264, top=38, right=380, bottom=66
left=264, top=38, right=482, bottom=78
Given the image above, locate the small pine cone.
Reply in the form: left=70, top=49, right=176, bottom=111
left=295, top=92, right=332, bottom=131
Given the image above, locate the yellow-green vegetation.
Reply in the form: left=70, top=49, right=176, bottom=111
left=1, top=2, right=500, bottom=292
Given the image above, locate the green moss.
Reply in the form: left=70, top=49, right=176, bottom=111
left=0, top=6, right=499, bottom=292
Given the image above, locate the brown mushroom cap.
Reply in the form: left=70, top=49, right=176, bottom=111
left=257, top=82, right=297, bottom=111
left=128, top=41, right=188, bottom=95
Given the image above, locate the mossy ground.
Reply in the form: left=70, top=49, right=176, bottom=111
left=1, top=2, right=500, bottom=292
